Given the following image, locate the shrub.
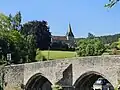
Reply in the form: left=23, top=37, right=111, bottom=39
left=111, top=48, right=118, bottom=55
left=52, top=84, right=62, bottom=90
left=76, top=38, right=105, bottom=56
left=35, top=49, right=47, bottom=61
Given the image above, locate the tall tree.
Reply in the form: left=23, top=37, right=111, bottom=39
left=87, top=32, right=95, bottom=39
left=21, top=20, right=51, bottom=50
left=0, top=28, right=37, bottom=64
left=0, top=29, right=25, bottom=64
left=0, top=13, right=11, bottom=30
left=26, top=35, right=37, bottom=62
left=12, top=11, right=22, bottom=30
left=0, top=11, right=22, bottom=31
left=8, top=14, right=13, bottom=30
left=0, top=13, right=37, bottom=64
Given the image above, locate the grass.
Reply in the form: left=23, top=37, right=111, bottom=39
left=36, top=50, right=77, bottom=60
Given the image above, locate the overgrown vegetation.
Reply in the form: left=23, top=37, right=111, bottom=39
left=76, top=33, right=120, bottom=45
left=76, top=38, right=105, bottom=56
left=52, top=84, right=62, bottom=90
left=0, top=12, right=51, bottom=64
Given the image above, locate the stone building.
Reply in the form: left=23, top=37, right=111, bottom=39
left=51, top=23, right=75, bottom=48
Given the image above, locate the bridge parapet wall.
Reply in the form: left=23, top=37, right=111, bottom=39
left=71, top=56, right=120, bottom=88
left=1, top=55, right=120, bottom=90
left=24, top=59, right=72, bottom=85
left=4, top=64, right=24, bottom=90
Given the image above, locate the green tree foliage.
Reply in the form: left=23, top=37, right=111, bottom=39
left=0, top=13, right=36, bottom=64
left=8, top=11, right=22, bottom=30
left=105, top=0, right=119, bottom=8
left=12, top=11, right=22, bottom=30
left=104, top=44, right=111, bottom=50
left=21, top=20, right=51, bottom=50
left=0, top=13, right=11, bottom=30
left=98, top=34, right=120, bottom=44
left=77, top=38, right=105, bottom=56
left=86, top=44, right=95, bottom=56
left=94, top=39, right=106, bottom=55
left=110, top=38, right=120, bottom=49
left=111, top=42, right=118, bottom=49
left=0, top=29, right=37, bottom=64
left=0, top=30, right=25, bottom=64
left=117, top=38, right=120, bottom=49
left=35, top=49, right=46, bottom=61
left=76, top=33, right=120, bottom=45
left=25, top=35, right=37, bottom=62
left=52, top=84, right=62, bottom=90
left=0, top=11, right=22, bottom=31
left=87, top=32, right=95, bottom=39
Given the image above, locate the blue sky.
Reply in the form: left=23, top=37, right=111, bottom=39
left=0, top=0, right=120, bottom=38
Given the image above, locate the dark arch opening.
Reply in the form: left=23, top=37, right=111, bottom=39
left=25, top=73, right=52, bottom=90
left=74, top=71, right=114, bottom=90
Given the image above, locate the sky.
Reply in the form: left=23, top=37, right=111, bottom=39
left=0, top=0, right=120, bottom=38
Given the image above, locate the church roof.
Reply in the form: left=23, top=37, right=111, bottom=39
left=52, top=36, right=67, bottom=41
left=66, top=23, right=74, bottom=37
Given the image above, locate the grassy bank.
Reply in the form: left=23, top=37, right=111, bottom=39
left=36, top=50, right=77, bottom=60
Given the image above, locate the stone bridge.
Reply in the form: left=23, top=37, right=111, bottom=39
left=2, top=55, right=120, bottom=90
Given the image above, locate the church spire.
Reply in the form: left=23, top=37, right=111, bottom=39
left=66, top=23, right=74, bottom=37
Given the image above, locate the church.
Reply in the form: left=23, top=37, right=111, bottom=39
left=51, top=24, right=76, bottom=48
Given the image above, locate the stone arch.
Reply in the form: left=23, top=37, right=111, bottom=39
left=25, top=73, right=52, bottom=90
left=73, top=71, right=114, bottom=90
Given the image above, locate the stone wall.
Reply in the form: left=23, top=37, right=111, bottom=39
left=4, top=64, right=24, bottom=90
left=1, top=55, right=120, bottom=90
left=71, top=56, right=120, bottom=88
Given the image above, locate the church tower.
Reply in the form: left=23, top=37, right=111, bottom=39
left=66, top=23, right=74, bottom=40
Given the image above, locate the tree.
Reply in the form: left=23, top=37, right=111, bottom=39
left=77, top=38, right=105, bottom=56
left=8, top=11, right=22, bottom=30
left=76, top=39, right=87, bottom=56
left=111, top=42, right=118, bottom=49
left=77, top=33, right=120, bottom=45
left=21, top=20, right=51, bottom=50
left=0, top=12, right=37, bottom=64
left=87, top=32, right=95, bottom=39
left=0, top=30, right=24, bottom=64
left=94, top=39, right=105, bottom=55
left=0, top=11, right=22, bottom=31
left=86, top=44, right=95, bottom=56
left=110, top=38, right=120, bottom=50
left=0, top=29, right=37, bottom=64
left=26, top=35, right=37, bottom=62
left=117, top=38, right=120, bottom=49
left=105, top=0, right=119, bottom=8
left=13, top=11, right=22, bottom=30
left=0, top=13, right=11, bottom=30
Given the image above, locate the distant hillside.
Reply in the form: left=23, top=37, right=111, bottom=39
left=75, top=37, right=85, bottom=42
left=75, top=33, right=120, bottom=44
